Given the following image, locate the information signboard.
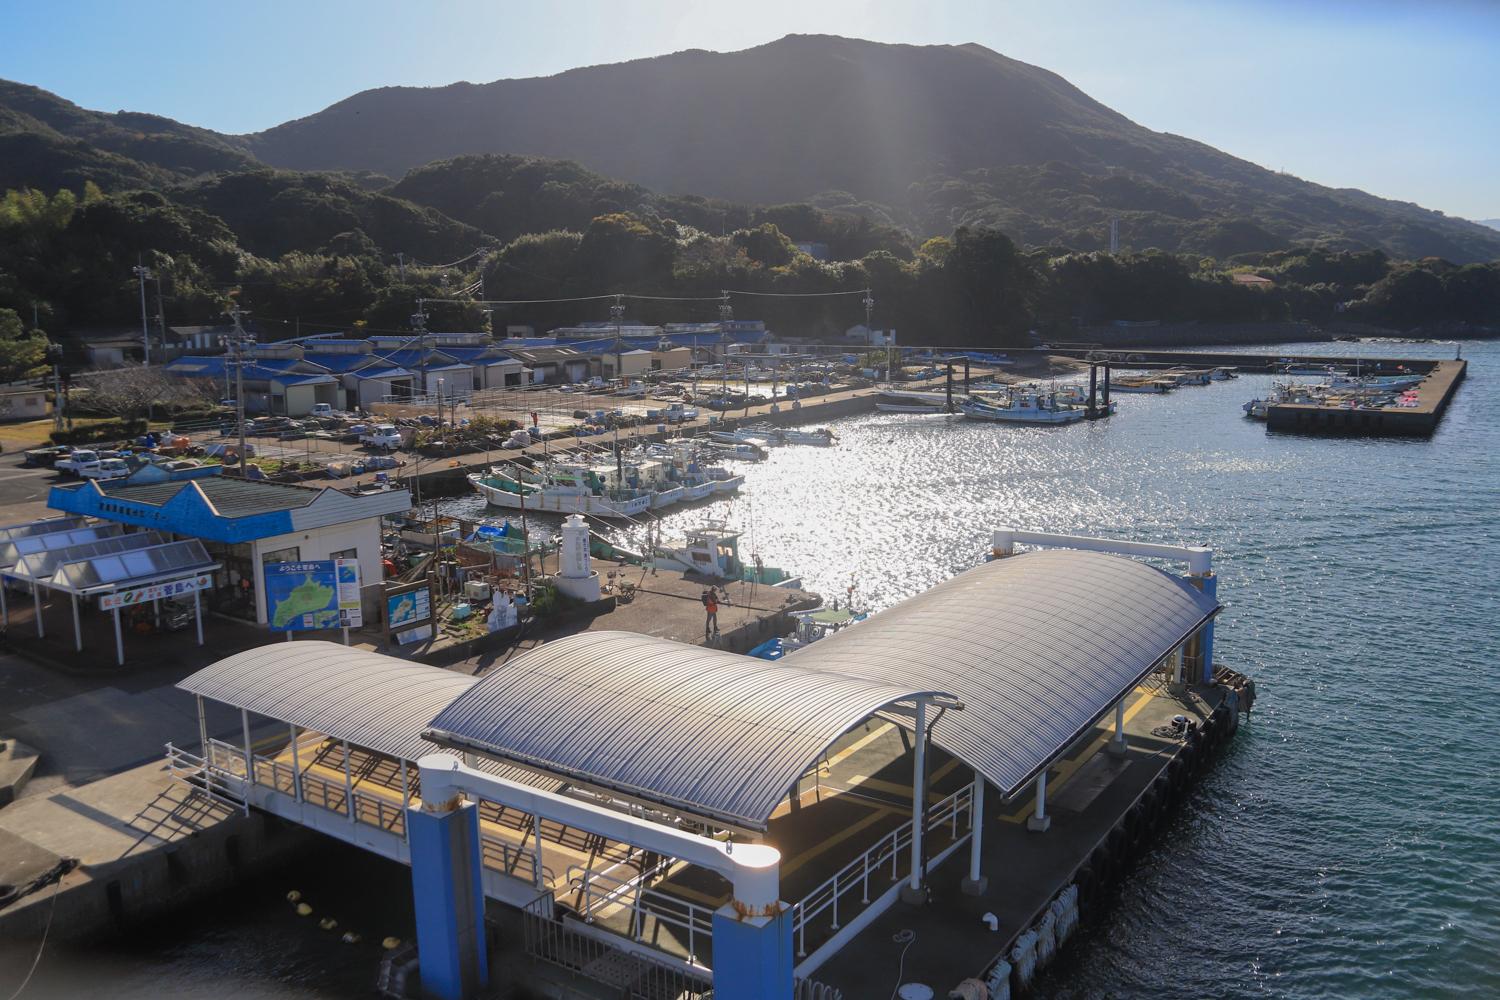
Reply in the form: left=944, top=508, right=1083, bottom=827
left=266, top=561, right=341, bottom=631
left=99, top=573, right=213, bottom=611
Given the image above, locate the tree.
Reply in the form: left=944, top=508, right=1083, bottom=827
left=74, top=365, right=204, bottom=420
left=0, top=308, right=47, bottom=383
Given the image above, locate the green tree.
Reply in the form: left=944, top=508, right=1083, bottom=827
left=0, top=308, right=48, bottom=383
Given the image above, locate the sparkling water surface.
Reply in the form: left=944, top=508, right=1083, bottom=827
left=7, top=340, right=1497, bottom=999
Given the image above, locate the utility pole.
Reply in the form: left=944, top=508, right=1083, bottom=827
left=153, top=271, right=167, bottom=360
left=610, top=294, right=626, bottom=386
left=133, top=258, right=153, bottom=365
left=412, top=299, right=429, bottom=403
left=47, top=342, right=64, bottom=432
left=718, top=293, right=732, bottom=394
left=396, top=252, right=407, bottom=283
left=227, top=304, right=253, bottom=473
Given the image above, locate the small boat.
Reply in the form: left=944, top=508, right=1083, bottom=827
left=704, top=441, right=768, bottom=462
left=775, top=426, right=837, bottom=446
left=1210, top=367, right=1238, bottom=380
left=1327, top=373, right=1423, bottom=391
left=876, top=390, right=949, bottom=413
left=749, top=605, right=865, bottom=660
left=1107, top=376, right=1174, bottom=394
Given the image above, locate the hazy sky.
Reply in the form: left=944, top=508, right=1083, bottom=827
left=5, top=0, right=1497, bottom=219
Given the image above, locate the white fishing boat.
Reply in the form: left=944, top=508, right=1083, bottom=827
left=960, top=391, right=1089, bottom=425
left=467, top=471, right=652, bottom=517
left=650, top=521, right=802, bottom=586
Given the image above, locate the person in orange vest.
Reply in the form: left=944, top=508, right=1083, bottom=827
left=702, top=587, right=719, bottom=640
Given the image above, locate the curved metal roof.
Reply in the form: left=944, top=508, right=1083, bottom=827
left=426, top=631, right=946, bottom=830
left=786, top=549, right=1219, bottom=799
left=180, top=641, right=475, bottom=764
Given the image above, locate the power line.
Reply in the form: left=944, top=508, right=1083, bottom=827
left=723, top=288, right=871, bottom=298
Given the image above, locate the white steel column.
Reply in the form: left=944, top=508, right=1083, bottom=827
left=1109, top=697, right=1128, bottom=757
left=962, top=773, right=988, bottom=896
left=194, top=590, right=204, bottom=646
left=33, top=582, right=43, bottom=637
left=532, top=814, right=546, bottom=888
left=289, top=724, right=303, bottom=803
left=70, top=593, right=82, bottom=651
left=196, top=695, right=208, bottom=757
left=1, top=578, right=8, bottom=628
left=241, top=708, right=253, bottom=783
left=908, top=698, right=927, bottom=892
left=1028, top=770, right=1051, bottom=832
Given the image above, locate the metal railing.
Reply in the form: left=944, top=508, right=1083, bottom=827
left=790, top=781, right=973, bottom=956
left=565, top=864, right=714, bottom=966
left=165, top=742, right=246, bottom=813
left=480, top=830, right=555, bottom=885
left=523, top=890, right=712, bottom=1000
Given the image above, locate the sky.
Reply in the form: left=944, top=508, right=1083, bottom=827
left=3, top=0, right=1497, bottom=220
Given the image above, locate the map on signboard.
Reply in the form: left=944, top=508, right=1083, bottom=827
left=387, top=585, right=431, bottom=629
left=266, top=562, right=341, bottom=631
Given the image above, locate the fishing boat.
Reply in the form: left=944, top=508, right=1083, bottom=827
left=1210, top=367, right=1238, bottom=380
left=960, top=391, right=1089, bottom=425
left=467, top=471, right=652, bottom=517
left=650, top=521, right=801, bottom=586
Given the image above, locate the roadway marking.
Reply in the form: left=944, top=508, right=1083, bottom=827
left=997, top=685, right=1160, bottom=823
left=778, top=803, right=899, bottom=880
left=821, top=721, right=896, bottom=770
left=845, top=755, right=964, bottom=802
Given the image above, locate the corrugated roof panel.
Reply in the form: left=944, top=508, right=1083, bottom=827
left=427, top=631, right=944, bottom=830
left=785, top=549, right=1218, bottom=799
left=176, top=642, right=547, bottom=790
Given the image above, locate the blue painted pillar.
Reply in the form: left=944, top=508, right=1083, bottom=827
left=711, top=905, right=793, bottom=1000
left=408, top=803, right=489, bottom=1000
left=1197, top=573, right=1217, bottom=684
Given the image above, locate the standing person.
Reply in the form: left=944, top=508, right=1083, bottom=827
left=703, top=587, right=719, bottom=640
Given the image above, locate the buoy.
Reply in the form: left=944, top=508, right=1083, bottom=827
left=286, top=890, right=302, bottom=903
left=319, top=917, right=338, bottom=931
left=382, top=936, right=403, bottom=951
left=295, top=902, right=313, bottom=917
left=341, top=931, right=362, bottom=945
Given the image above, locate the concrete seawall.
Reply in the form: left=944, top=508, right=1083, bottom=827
left=0, top=767, right=316, bottom=942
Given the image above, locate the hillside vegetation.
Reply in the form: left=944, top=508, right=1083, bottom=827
left=0, top=38, right=1495, bottom=349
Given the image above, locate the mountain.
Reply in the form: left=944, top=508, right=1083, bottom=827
left=243, top=35, right=1500, bottom=262
left=1479, top=219, right=1500, bottom=232
left=0, top=79, right=256, bottom=192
